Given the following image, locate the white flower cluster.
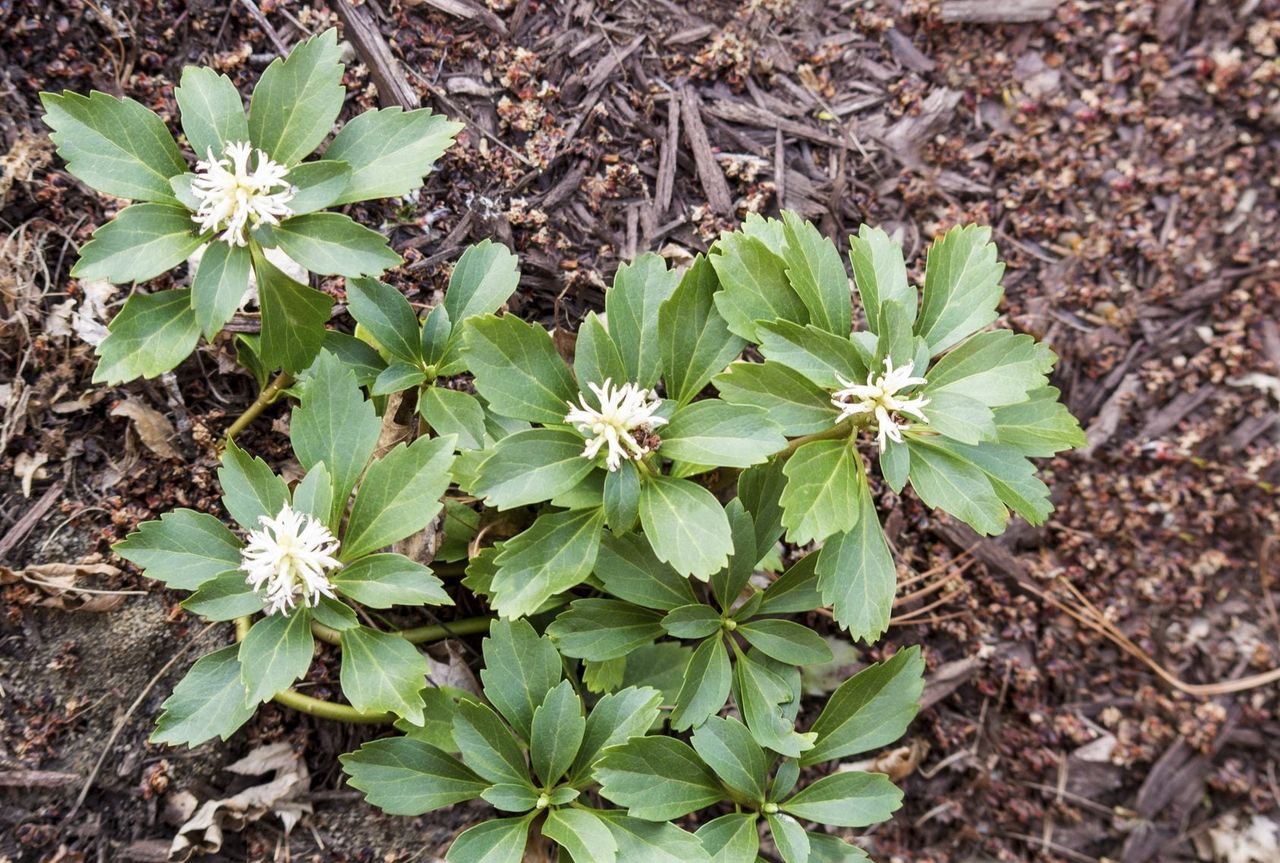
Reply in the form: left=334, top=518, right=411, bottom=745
left=564, top=378, right=667, bottom=471
left=240, top=503, right=341, bottom=615
left=831, top=358, right=931, bottom=451
left=191, top=141, right=294, bottom=246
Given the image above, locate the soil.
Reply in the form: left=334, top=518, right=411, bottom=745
left=1, top=1, right=1278, bottom=862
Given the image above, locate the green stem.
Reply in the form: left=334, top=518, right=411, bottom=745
left=224, top=371, right=293, bottom=442
left=234, top=613, right=494, bottom=724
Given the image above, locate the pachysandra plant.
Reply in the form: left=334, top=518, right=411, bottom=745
left=114, top=352, right=458, bottom=743
left=101, top=201, right=1083, bottom=861
left=41, top=28, right=462, bottom=384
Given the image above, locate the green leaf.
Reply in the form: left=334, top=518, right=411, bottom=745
left=322, top=330, right=385, bottom=387
left=925, top=329, right=1055, bottom=407
left=916, top=224, right=1004, bottom=355
left=661, top=604, right=722, bottom=640
left=596, top=737, right=725, bottom=820
left=816, top=473, right=896, bottom=641
left=639, top=476, right=733, bottom=580
left=905, top=437, right=1008, bottom=535
left=603, top=461, right=641, bottom=532
left=801, top=646, right=924, bottom=766
left=737, top=460, right=787, bottom=563
left=848, top=224, right=914, bottom=332
left=340, top=737, right=485, bottom=815
left=937, top=439, right=1053, bottom=525
left=670, top=636, right=731, bottom=731
left=782, top=772, right=902, bottom=827
left=919, top=391, right=996, bottom=445
left=254, top=249, right=332, bottom=374
left=192, top=241, right=251, bottom=338
left=311, top=595, right=357, bottom=630
left=993, top=386, right=1085, bottom=457
left=218, top=439, right=289, bottom=529
left=481, top=784, right=541, bottom=812
left=182, top=571, right=264, bottom=621
left=756, top=320, right=866, bottom=389
left=472, top=428, right=596, bottom=510
left=734, top=650, right=814, bottom=758
left=442, top=239, right=521, bottom=327
left=479, top=619, right=562, bottom=740
left=530, top=679, right=585, bottom=785
left=445, top=815, right=531, bottom=863
left=339, top=625, right=429, bottom=723
left=780, top=211, right=851, bottom=335
left=332, top=553, right=450, bottom=608
left=880, top=438, right=910, bottom=493
left=174, top=66, right=248, bottom=161
left=462, top=315, right=578, bottom=423
left=573, top=312, right=628, bottom=392
left=544, top=809, right=618, bottom=863
left=696, top=813, right=760, bottom=863
left=605, top=253, right=680, bottom=388
left=420, top=304, right=453, bottom=367
left=114, top=509, right=241, bottom=590
left=151, top=645, right=254, bottom=747
left=490, top=508, right=605, bottom=618
left=73, top=203, right=202, bottom=283
left=371, top=361, right=427, bottom=396
left=659, top=255, right=745, bottom=406
left=573, top=686, right=664, bottom=779
left=247, top=28, right=344, bottom=165
left=874, top=299, right=915, bottom=369
left=40, top=90, right=186, bottom=202
left=595, top=532, right=696, bottom=610
left=691, top=716, right=769, bottom=801
left=808, top=834, right=872, bottom=863
left=324, top=106, right=462, bottom=205
left=662, top=401, right=786, bottom=469
left=779, top=440, right=862, bottom=545
left=548, top=599, right=664, bottom=661
left=283, top=159, right=352, bottom=215
left=291, top=351, right=381, bottom=526
left=269, top=213, right=401, bottom=277
left=766, top=812, right=809, bottom=863
left=239, top=609, right=314, bottom=705
left=452, top=700, right=531, bottom=786
left=598, top=813, right=712, bottom=863
left=343, top=436, right=455, bottom=560
left=757, top=554, right=823, bottom=615
left=710, top=231, right=808, bottom=341
left=418, top=387, right=486, bottom=450
left=713, top=361, right=836, bottom=436
left=738, top=619, right=833, bottom=666
left=346, top=277, right=422, bottom=364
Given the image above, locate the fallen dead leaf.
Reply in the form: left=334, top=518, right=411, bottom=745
left=0, top=561, right=130, bottom=612
left=111, top=397, right=183, bottom=461
left=169, top=742, right=311, bottom=862
left=13, top=450, right=48, bottom=497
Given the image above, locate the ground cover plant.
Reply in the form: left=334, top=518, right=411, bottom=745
left=34, top=24, right=1088, bottom=863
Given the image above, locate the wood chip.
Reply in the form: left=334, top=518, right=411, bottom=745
left=679, top=85, right=733, bottom=216
left=333, top=0, right=419, bottom=109
left=940, top=0, right=1061, bottom=23
left=704, top=99, right=852, bottom=149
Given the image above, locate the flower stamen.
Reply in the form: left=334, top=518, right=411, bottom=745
left=564, top=378, right=667, bottom=471
left=190, top=141, right=294, bottom=246
left=240, top=503, right=341, bottom=615
left=831, top=357, right=930, bottom=451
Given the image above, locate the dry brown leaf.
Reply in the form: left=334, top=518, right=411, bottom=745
left=0, top=561, right=129, bottom=612
left=13, top=450, right=48, bottom=497
left=169, top=743, right=311, bottom=862
left=111, top=397, right=183, bottom=461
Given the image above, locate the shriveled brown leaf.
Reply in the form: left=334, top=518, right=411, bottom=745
left=111, top=397, right=183, bottom=461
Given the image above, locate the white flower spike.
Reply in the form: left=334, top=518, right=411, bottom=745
left=190, top=141, right=295, bottom=246
left=831, top=357, right=931, bottom=451
left=240, top=503, right=341, bottom=615
left=564, top=378, right=668, bottom=471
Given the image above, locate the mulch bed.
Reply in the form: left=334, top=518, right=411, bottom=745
left=1, top=1, right=1278, bottom=861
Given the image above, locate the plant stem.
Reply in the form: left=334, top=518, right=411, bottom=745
left=307, top=613, right=494, bottom=646
left=224, top=371, right=293, bottom=441
left=272, top=687, right=394, bottom=723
